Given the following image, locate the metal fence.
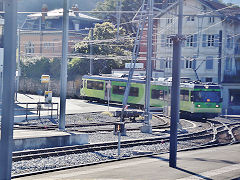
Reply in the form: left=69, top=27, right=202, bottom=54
left=15, top=102, right=59, bottom=120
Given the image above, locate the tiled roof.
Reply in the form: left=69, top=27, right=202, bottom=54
left=199, top=0, right=240, bottom=18
left=28, top=8, right=101, bottom=21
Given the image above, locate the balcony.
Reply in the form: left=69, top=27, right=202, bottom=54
left=223, top=70, right=240, bottom=83
left=235, top=47, right=240, bottom=57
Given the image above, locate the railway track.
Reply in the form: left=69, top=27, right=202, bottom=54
left=13, top=114, right=170, bottom=133
left=12, top=117, right=240, bottom=178
left=12, top=126, right=214, bottom=162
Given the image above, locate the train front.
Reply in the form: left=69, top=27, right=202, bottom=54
left=191, top=84, right=222, bottom=119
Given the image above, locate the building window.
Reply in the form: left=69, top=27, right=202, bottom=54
left=206, top=56, right=213, bottom=70
left=24, top=42, right=34, bottom=54
left=229, top=89, right=240, bottom=105
left=209, top=17, right=215, bottom=23
left=205, top=77, right=212, bottom=82
left=166, top=58, right=172, bottom=68
left=202, top=34, right=219, bottom=47
left=187, top=16, right=194, bottom=21
left=186, top=35, right=194, bottom=47
left=166, top=37, right=173, bottom=47
left=207, top=35, right=215, bottom=47
left=43, top=42, right=55, bottom=52
left=45, top=21, right=52, bottom=29
left=166, top=18, right=173, bottom=24
left=226, top=35, right=234, bottom=49
left=185, top=60, right=193, bottom=68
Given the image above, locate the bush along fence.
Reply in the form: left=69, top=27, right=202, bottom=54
left=18, top=77, right=82, bottom=98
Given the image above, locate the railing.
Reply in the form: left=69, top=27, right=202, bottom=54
left=235, top=47, right=240, bottom=56
left=222, top=71, right=240, bottom=83
left=15, top=102, right=59, bottom=121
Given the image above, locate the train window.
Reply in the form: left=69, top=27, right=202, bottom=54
left=112, top=85, right=139, bottom=97
left=129, top=87, right=139, bottom=97
left=87, top=80, right=104, bottom=90
left=180, top=90, right=189, bottom=101
left=193, top=91, right=221, bottom=103
left=113, top=85, right=125, bottom=95
left=151, top=89, right=164, bottom=100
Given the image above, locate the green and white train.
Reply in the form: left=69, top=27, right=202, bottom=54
left=80, top=75, right=222, bottom=119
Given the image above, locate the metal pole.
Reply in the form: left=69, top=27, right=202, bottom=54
left=107, top=87, right=110, bottom=111
left=142, top=0, right=153, bottom=133
left=120, top=0, right=147, bottom=122
left=90, top=28, right=93, bottom=75
left=169, top=0, right=183, bottom=168
left=16, top=27, right=21, bottom=101
left=116, top=0, right=121, bottom=41
left=0, top=0, right=17, bottom=179
left=218, top=30, right=222, bottom=84
left=59, top=0, right=69, bottom=130
left=118, top=131, right=121, bottom=157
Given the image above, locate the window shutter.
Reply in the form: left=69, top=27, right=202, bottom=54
left=181, top=40, right=185, bottom=47
left=193, top=34, right=198, bottom=47
left=206, top=56, right=213, bottom=69
left=161, top=34, right=165, bottom=47
left=202, top=34, right=207, bottom=47
left=214, top=34, right=219, bottom=47
left=160, top=59, right=165, bottom=69
left=192, top=56, right=197, bottom=69
left=230, top=37, right=234, bottom=49
left=226, top=35, right=230, bottom=48
left=225, top=57, right=229, bottom=70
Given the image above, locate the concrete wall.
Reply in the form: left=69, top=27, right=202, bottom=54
left=19, top=76, right=82, bottom=98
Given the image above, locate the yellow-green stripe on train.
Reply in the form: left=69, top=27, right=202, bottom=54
left=81, top=75, right=222, bottom=119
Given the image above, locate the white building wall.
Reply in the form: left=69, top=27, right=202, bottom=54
left=156, top=0, right=228, bottom=83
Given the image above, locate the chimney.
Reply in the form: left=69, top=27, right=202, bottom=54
left=71, top=4, right=79, bottom=16
left=41, top=4, right=48, bottom=23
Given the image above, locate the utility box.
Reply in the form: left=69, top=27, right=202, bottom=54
left=44, top=91, right=52, bottom=103
left=114, top=122, right=126, bottom=136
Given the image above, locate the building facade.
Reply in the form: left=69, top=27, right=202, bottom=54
left=155, top=0, right=240, bottom=114
left=20, top=4, right=101, bottom=58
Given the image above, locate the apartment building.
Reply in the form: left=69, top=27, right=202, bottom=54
left=155, top=0, right=240, bottom=114
left=20, top=4, right=101, bottom=57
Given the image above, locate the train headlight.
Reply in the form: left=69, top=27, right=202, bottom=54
left=197, top=104, right=201, bottom=107
left=216, top=105, right=220, bottom=108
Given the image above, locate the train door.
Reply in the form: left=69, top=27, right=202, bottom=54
left=104, top=80, right=111, bottom=101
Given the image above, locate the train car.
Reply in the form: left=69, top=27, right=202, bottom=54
left=81, top=75, right=168, bottom=107
left=81, top=75, right=222, bottom=119
left=179, top=82, right=222, bottom=119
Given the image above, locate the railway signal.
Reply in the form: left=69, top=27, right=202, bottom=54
left=114, top=122, right=125, bottom=158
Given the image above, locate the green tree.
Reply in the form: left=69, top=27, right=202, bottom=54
left=20, top=57, right=61, bottom=79
left=94, top=0, right=142, bottom=33
left=73, top=22, right=133, bottom=76
left=68, top=58, right=90, bottom=79
left=74, top=22, right=133, bottom=56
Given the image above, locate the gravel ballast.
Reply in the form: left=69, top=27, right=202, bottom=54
left=11, top=113, right=238, bottom=176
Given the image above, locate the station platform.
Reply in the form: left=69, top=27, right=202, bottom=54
left=15, top=143, right=240, bottom=180
left=11, top=130, right=88, bottom=151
